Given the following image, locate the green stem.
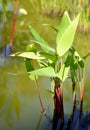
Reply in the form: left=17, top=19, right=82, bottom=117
left=36, top=114, right=43, bottom=130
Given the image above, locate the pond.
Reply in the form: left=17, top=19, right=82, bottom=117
left=0, top=1, right=90, bottom=130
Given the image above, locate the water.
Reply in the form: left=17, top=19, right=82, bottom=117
left=0, top=1, right=90, bottom=130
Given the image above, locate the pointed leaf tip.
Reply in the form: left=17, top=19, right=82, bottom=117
left=57, top=13, right=80, bottom=57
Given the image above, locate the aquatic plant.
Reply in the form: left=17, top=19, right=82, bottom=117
left=28, top=0, right=71, bottom=17
left=12, top=11, right=81, bottom=129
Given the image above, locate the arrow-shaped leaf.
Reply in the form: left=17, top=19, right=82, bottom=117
left=56, top=13, right=80, bottom=57
left=56, top=11, right=71, bottom=44
left=29, top=26, right=55, bottom=53
left=28, top=67, right=57, bottom=77
left=11, top=52, right=45, bottom=60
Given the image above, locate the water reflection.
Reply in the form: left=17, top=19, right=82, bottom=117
left=0, top=45, right=10, bottom=66
left=0, top=45, right=53, bottom=130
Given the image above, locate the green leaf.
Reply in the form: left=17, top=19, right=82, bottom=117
left=70, top=47, right=84, bottom=68
left=56, top=13, right=80, bottom=57
left=71, top=59, right=78, bottom=70
left=29, top=26, right=55, bottom=53
left=71, top=48, right=84, bottom=68
left=11, top=52, right=45, bottom=60
left=25, top=58, right=34, bottom=72
left=38, top=61, right=48, bottom=68
left=2, top=0, right=7, bottom=13
left=69, top=47, right=84, bottom=68
left=32, top=40, right=55, bottom=53
left=57, top=55, right=71, bottom=81
left=64, top=55, right=72, bottom=67
left=78, top=60, right=84, bottom=68
left=29, top=74, right=37, bottom=81
left=40, top=52, right=57, bottom=62
left=25, top=59, right=38, bottom=81
left=28, top=67, right=57, bottom=77
left=50, top=25, right=58, bottom=32
left=56, top=11, right=71, bottom=44
left=83, top=51, right=90, bottom=59
left=57, top=64, right=70, bottom=81
left=64, top=54, right=78, bottom=70
left=43, top=24, right=58, bottom=32
left=70, top=68, right=77, bottom=83
left=26, top=43, right=37, bottom=53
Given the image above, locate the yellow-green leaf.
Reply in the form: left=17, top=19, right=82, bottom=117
left=57, top=13, right=80, bottom=57
left=11, top=52, right=45, bottom=60
left=28, top=67, right=57, bottom=77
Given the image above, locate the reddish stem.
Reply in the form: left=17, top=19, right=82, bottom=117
left=72, top=82, right=76, bottom=108
left=35, top=79, right=45, bottom=114
left=52, top=84, right=64, bottom=130
left=10, top=0, right=19, bottom=50
left=3, top=14, right=7, bottom=56
left=80, top=78, right=84, bottom=112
